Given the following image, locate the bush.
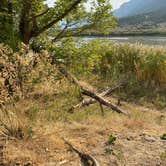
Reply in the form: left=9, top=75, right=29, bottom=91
left=107, top=134, right=116, bottom=145
left=50, top=39, right=165, bottom=107
left=54, top=39, right=166, bottom=87
left=160, top=133, right=166, bottom=140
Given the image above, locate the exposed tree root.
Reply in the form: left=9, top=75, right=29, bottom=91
left=63, top=138, right=100, bottom=166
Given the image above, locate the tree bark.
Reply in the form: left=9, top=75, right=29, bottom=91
left=18, top=0, right=82, bottom=44
left=19, top=0, right=32, bottom=44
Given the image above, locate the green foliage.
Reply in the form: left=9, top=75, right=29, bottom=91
left=53, top=39, right=166, bottom=86
left=0, top=0, right=116, bottom=46
left=107, top=134, right=116, bottom=145
left=48, top=38, right=166, bottom=107
left=1, top=39, right=165, bottom=109
left=160, top=133, right=166, bottom=140
left=136, top=49, right=166, bottom=85
left=0, top=1, right=19, bottom=50
left=30, top=35, right=51, bottom=52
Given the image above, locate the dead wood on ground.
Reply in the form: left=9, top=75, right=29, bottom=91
left=58, top=66, right=129, bottom=115
left=63, top=138, right=100, bottom=166
left=72, top=81, right=127, bottom=110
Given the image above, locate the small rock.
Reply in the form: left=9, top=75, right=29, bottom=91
left=59, top=160, right=68, bottom=165
left=24, top=161, right=32, bottom=166
left=45, top=148, right=49, bottom=152
left=144, top=135, right=156, bottom=142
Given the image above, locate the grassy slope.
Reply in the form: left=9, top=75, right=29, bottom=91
left=1, top=78, right=166, bottom=166
left=111, top=9, right=166, bottom=36
left=0, top=43, right=166, bottom=165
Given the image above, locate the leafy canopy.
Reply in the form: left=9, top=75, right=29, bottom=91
left=0, top=0, right=116, bottom=47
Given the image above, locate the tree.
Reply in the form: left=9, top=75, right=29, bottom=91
left=1, top=0, right=116, bottom=46
left=0, top=0, right=16, bottom=48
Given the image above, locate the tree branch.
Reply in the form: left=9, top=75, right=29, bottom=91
left=72, top=82, right=128, bottom=110
left=62, top=138, right=100, bottom=166
left=29, top=8, right=49, bottom=21
left=51, top=21, right=70, bottom=42
left=52, top=23, right=95, bottom=42
left=32, top=0, right=82, bottom=37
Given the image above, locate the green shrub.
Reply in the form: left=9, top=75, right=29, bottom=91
left=160, top=133, right=166, bottom=140
left=107, top=134, right=116, bottom=145
left=46, top=39, right=166, bottom=107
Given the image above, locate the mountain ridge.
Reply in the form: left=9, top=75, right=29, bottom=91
left=114, top=0, right=166, bottom=18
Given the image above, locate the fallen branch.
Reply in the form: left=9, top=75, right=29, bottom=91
left=63, top=138, right=100, bottom=166
left=58, top=66, right=128, bottom=115
left=72, top=82, right=127, bottom=110
left=81, top=88, right=126, bottom=114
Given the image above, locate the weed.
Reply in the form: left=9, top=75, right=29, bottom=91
left=160, top=133, right=166, bottom=140
left=107, top=134, right=116, bottom=145
left=160, top=150, right=166, bottom=160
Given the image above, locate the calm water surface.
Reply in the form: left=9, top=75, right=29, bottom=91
left=83, top=36, right=166, bottom=46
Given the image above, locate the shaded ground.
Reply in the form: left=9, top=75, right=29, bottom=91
left=1, top=100, right=166, bottom=166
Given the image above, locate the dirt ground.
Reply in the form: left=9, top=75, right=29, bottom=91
left=1, top=100, right=166, bottom=166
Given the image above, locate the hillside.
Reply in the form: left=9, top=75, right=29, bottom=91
left=112, top=0, right=166, bottom=36
left=119, top=10, right=166, bottom=26
left=114, top=0, right=166, bottom=18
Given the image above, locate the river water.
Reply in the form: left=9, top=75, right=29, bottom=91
left=82, top=36, right=166, bottom=46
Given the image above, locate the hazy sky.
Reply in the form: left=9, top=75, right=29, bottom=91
left=111, top=0, right=130, bottom=9
left=45, top=0, right=130, bottom=10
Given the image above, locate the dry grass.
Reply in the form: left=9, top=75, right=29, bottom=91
left=1, top=92, right=166, bottom=165
left=0, top=43, right=166, bottom=165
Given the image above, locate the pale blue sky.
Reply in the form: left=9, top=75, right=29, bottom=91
left=45, top=0, right=130, bottom=10
left=111, top=0, right=130, bottom=9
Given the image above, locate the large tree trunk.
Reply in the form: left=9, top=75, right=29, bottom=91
left=18, top=0, right=82, bottom=44
left=19, top=0, right=32, bottom=44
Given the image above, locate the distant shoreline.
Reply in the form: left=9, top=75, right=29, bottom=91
left=76, top=32, right=166, bottom=38
left=75, top=34, right=166, bottom=46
